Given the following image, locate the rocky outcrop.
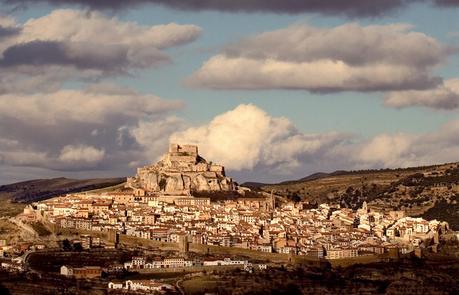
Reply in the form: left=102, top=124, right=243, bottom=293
left=127, top=144, right=235, bottom=195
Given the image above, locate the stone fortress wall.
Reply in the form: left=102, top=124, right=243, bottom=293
left=126, top=144, right=235, bottom=196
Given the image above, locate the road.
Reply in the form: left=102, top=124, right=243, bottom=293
left=176, top=278, right=185, bottom=295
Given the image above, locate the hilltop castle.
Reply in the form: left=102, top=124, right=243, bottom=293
left=126, top=144, right=235, bottom=196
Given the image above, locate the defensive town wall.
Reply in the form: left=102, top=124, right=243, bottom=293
left=42, top=224, right=325, bottom=266
left=33, top=213, right=386, bottom=268
left=117, top=234, right=325, bottom=266
left=136, top=265, right=246, bottom=274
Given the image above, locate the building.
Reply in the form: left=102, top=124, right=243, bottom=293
left=326, top=248, right=359, bottom=260
left=108, top=280, right=174, bottom=292
left=61, top=265, right=102, bottom=279
left=126, top=144, right=235, bottom=195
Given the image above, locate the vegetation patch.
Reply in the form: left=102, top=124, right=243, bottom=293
left=30, top=222, right=52, bottom=237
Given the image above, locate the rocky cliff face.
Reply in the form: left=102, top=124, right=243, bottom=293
left=127, top=144, right=235, bottom=195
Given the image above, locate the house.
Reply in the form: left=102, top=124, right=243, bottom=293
left=108, top=280, right=174, bottom=292
left=203, top=258, right=247, bottom=266
left=163, top=257, right=186, bottom=268
left=326, top=248, right=358, bottom=260
left=60, top=265, right=73, bottom=276
left=108, top=282, right=123, bottom=289
left=73, top=266, right=102, bottom=279
left=112, top=193, right=135, bottom=204
left=61, top=265, right=102, bottom=279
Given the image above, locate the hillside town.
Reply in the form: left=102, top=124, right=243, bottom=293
left=28, top=191, right=450, bottom=260
left=0, top=144, right=458, bottom=295
left=23, top=144, right=451, bottom=260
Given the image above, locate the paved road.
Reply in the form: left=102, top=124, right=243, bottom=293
left=176, top=278, right=185, bottom=295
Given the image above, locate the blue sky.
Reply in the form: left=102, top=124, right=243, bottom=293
left=1, top=1, right=459, bottom=184
left=12, top=1, right=458, bottom=134
left=126, top=4, right=457, bottom=135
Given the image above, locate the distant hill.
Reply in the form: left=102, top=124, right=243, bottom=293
left=253, top=162, right=459, bottom=230
left=241, top=172, right=340, bottom=188
left=0, top=177, right=126, bottom=203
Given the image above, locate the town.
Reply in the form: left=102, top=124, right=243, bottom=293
left=0, top=144, right=456, bottom=294
left=26, top=145, right=453, bottom=259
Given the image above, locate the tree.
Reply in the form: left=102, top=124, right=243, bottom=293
left=73, top=242, right=83, bottom=252
left=62, top=239, right=71, bottom=251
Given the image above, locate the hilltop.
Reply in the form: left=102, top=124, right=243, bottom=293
left=245, top=162, right=459, bottom=229
left=127, top=143, right=235, bottom=195
left=0, top=177, right=126, bottom=203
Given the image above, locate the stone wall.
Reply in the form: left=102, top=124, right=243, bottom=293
left=169, top=144, right=198, bottom=155
left=117, top=234, right=324, bottom=266
left=126, top=143, right=236, bottom=195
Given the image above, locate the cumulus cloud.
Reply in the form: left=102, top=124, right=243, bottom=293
left=0, top=9, right=202, bottom=182
left=0, top=85, right=183, bottom=173
left=170, top=104, right=350, bottom=174
left=129, top=116, right=185, bottom=162
left=0, top=0, right=436, bottom=17
left=59, top=145, right=105, bottom=163
left=384, top=78, right=459, bottom=109
left=353, top=120, right=459, bottom=168
left=0, top=87, right=183, bottom=125
left=168, top=104, right=459, bottom=182
left=0, top=143, right=105, bottom=170
left=356, top=134, right=417, bottom=168
left=2, top=98, right=459, bottom=183
left=187, top=23, right=445, bottom=92
left=0, top=9, right=201, bottom=90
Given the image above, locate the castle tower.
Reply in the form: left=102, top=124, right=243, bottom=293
left=108, top=229, right=119, bottom=248
left=362, top=201, right=368, bottom=213
left=126, top=143, right=236, bottom=195
left=268, top=190, right=276, bottom=212
left=178, top=235, right=189, bottom=256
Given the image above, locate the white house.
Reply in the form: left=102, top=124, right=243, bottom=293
left=60, top=265, right=73, bottom=276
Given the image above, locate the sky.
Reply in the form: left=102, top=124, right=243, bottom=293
left=1, top=0, right=459, bottom=184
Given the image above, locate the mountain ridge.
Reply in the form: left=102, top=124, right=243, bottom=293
left=0, top=177, right=126, bottom=203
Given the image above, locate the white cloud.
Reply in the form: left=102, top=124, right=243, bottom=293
left=59, top=144, right=105, bottom=163
left=347, top=119, right=459, bottom=169
left=129, top=116, right=185, bottom=162
left=169, top=104, right=459, bottom=182
left=0, top=87, right=183, bottom=125
left=0, top=85, right=183, bottom=173
left=0, top=9, right=202, bottom=92
left=0, top=149, right=49, bottom=167
left=384, top=78, right=459, bottom=109
left=188, top=23, right=445, bottom=92
left=16, top=10, right=200, bottom=50
left=188, top=55, right=436, bottom=91
left=2, top=99, right=459, bottom=183
left=0, top=144, right=105, bottom=170
left=356, top=133, right=417, bottom=168
left=170, top=104, right=349, bottom=173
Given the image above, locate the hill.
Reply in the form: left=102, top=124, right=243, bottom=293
left=0, top=177, right=126, bottom=203
left=253, top=162, right=459, bottom=230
